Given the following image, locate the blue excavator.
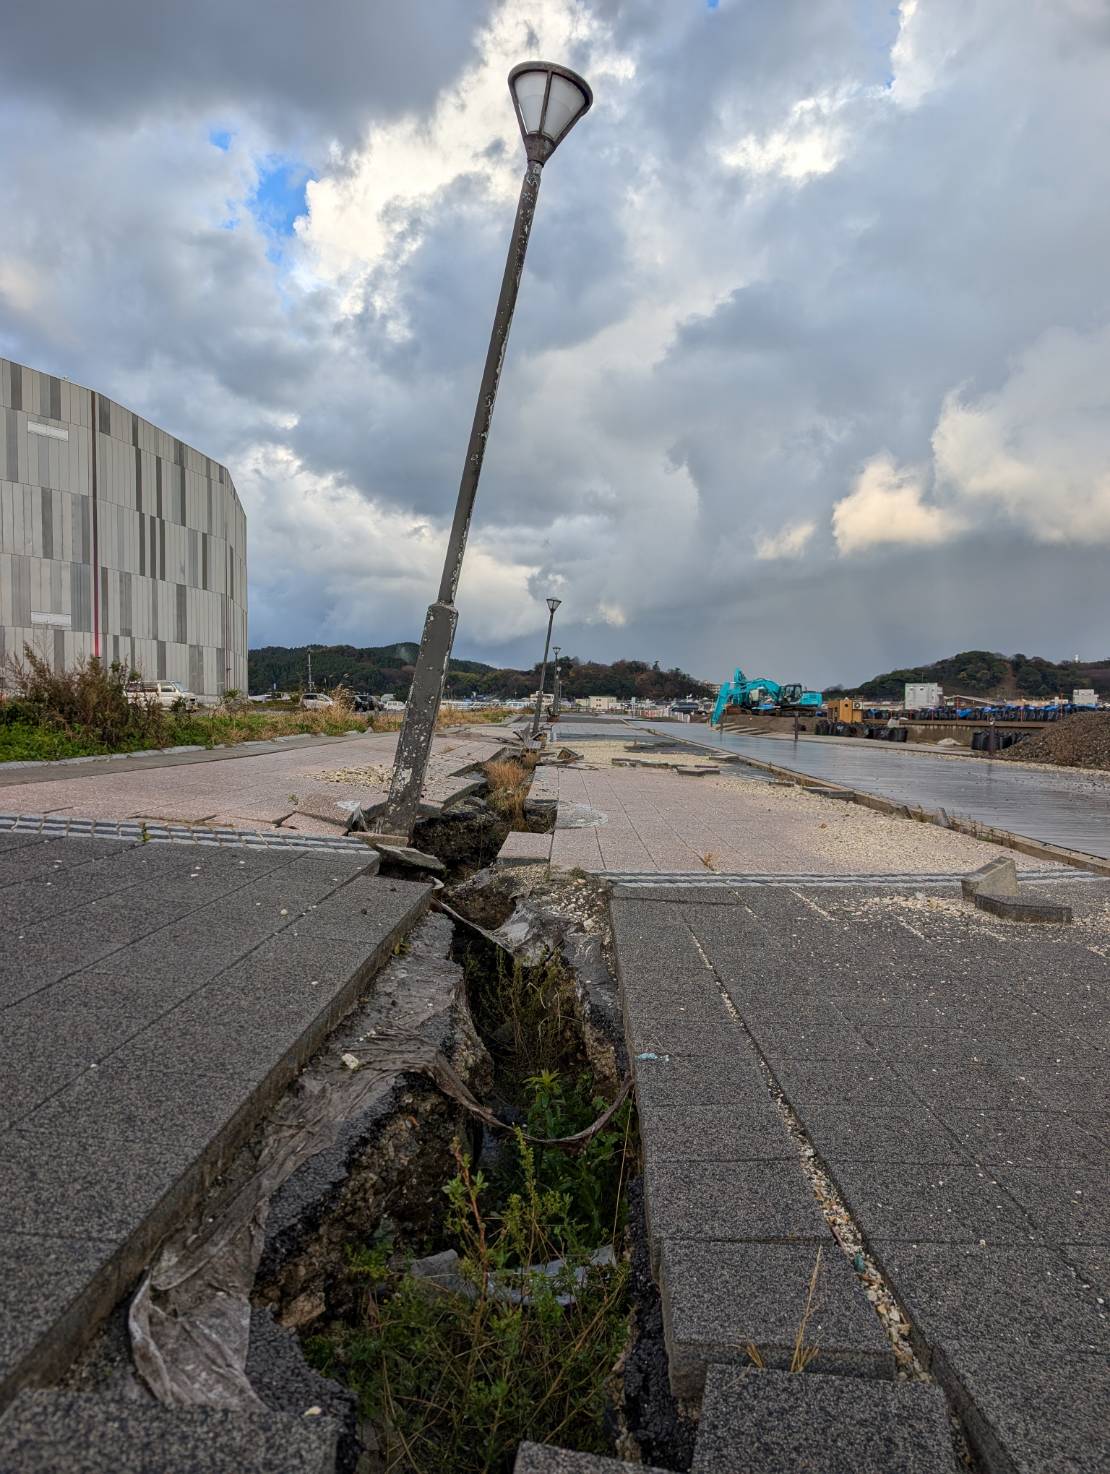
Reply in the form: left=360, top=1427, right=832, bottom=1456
left=711, top=667, right=824, bottom=726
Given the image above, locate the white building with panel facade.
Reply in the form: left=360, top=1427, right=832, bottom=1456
left=0, top=357, right=246, bottom=700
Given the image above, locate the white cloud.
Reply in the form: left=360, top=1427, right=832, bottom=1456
left=721, top=91, right=857, bottom=182
left=754, top=519, right=815, bottom=560
left=932, top=324, right=1110, bottom=543
left=832, top=454, right=963, bottom=554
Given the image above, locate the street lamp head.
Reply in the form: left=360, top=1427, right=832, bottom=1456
left=509, top=62, right=592, bottom=164
left=546, top=596, right=562, bottom=614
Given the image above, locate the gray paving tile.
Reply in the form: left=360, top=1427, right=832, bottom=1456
left=625, top=1002, right=745, bottom=1057
left=639, top=1105, right=793, bottom=1166
left=934, top=1342, right=1110, bottom=1474
left=746, top=1022, right=879, bottom=1062
left=660, top=1238, right=892, bottom=1398
left=937, top=1109, right=1108, bottom=1168
left=893, top=1063, right=1046, bottom=1112
left=645, top=1159, right=829, bottom=1270
left=872, top=1243, right=1109, bottom=1354
left=1062, top=1246, right=1107, bottom=1297
left=632, top=1049, right=771, bottom=1111
left=801, top=1106, right=966, bottom=1165
left=991, top=1166, right=1109, bottom=1244
left=12, top=1052, right=254, bottom=1169
left=0, top=1119, right=199, bottom=1240
left=692, top=1364, right=959, bottom=1473
left=771, top=1058, right=922, bottom=1117
left=124, top=930, right=392, bottom=1078
left=0, top=1233, right=119, bottom=1403
left=829, top=1162, right=1037, bottom=1245
left=0, top=1392, right=338, bottom=1473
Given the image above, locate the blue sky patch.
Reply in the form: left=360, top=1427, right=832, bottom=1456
left=208, top=127, right=233, bottom=151
left=250, top=157, right=316, bottom=242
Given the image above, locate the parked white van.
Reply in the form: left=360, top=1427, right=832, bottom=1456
left=125, top=680, right=199, bottom=711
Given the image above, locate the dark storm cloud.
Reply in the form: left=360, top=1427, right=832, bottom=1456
left=0, top=0, right=489, bottom=144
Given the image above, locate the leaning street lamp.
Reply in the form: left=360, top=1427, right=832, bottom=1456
left=372, top=62, right=593, bottom=840
left=530, top=597, right=562, bottom=739
left=552, top=644, right=562, bottom=719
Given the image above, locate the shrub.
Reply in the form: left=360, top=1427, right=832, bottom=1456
left=4, top=647, right=168, bottom=749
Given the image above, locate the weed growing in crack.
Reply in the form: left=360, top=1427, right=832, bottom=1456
left=463, top=947, right=582, bottom=1095
left=307, top=1125, right=633, bottom=1474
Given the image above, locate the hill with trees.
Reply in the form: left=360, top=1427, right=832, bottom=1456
left=248, top=643, right=713, bottom=703
left=831, top=650, right=1110, bottom=702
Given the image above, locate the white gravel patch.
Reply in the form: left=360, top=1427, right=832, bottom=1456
left=706, top=773, right=1056, bottom=873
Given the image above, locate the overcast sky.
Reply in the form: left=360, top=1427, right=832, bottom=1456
left=1, top=0, right=1107, bottom=686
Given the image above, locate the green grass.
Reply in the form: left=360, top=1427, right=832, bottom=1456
left=0, top=708, right=369, bottom=763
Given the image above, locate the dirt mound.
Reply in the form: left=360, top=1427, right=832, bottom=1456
left=999, top=712, right=1110, bottom=771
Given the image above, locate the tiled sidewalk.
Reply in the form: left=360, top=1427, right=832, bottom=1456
left=611, top=876, right=1110, bottom=1473
left=0, top=829, right=431, bottom=1409
left=0, top=728, right=513, bottom=836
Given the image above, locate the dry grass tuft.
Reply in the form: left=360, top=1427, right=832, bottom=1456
left=483, top=756, right=532, bottom=829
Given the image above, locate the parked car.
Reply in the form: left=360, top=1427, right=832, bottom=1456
left=301, top=691, right=334, bottom=709
left=125, top=680, right=198, bottom=711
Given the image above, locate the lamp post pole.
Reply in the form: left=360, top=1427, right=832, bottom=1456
left=552, top=644, right=562, bottom=719
left=371, top=63, right=592, bottom=841
left=530, top=599, right=561, bottom=740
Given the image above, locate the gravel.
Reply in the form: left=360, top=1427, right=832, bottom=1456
left=997, top=713, right=1110, bottom=772
left=705, top=774, right=1060, bottom=873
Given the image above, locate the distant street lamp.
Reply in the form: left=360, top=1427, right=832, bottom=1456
left=530, top=597, right=562, bottom=739
left=552, top=645, right=562, bottom=719
left=373, top=62, right=593, bottom=840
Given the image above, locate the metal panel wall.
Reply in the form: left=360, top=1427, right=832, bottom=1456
left=0, top=357, right=247, bottom=698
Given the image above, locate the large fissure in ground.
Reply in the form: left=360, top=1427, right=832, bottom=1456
left=279, top=919, right=640, bottom=1473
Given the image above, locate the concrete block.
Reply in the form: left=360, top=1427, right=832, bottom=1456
left=374, top=843, right=446, bottom=875
left=0, top=1392, right=337, bottom=1473
left=961, top=856, right=1019, bottom=900
left=496, top=831, right=553, bottom=865
left=645, top=1160, right=830, bottom=1273
left=660, top=1239, right=892, bottom=1399
left=973, top=890, right=1073, bottom=924
left=961, top=855, right=1072, bottom=923
left=692, top=1365, right=959, bottom=1473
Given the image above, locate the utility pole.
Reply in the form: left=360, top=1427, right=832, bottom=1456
left=552, top=644, right=562, bottom=718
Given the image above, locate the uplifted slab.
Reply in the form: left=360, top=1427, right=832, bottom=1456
left=0, top=834, right=431, bottom=1410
